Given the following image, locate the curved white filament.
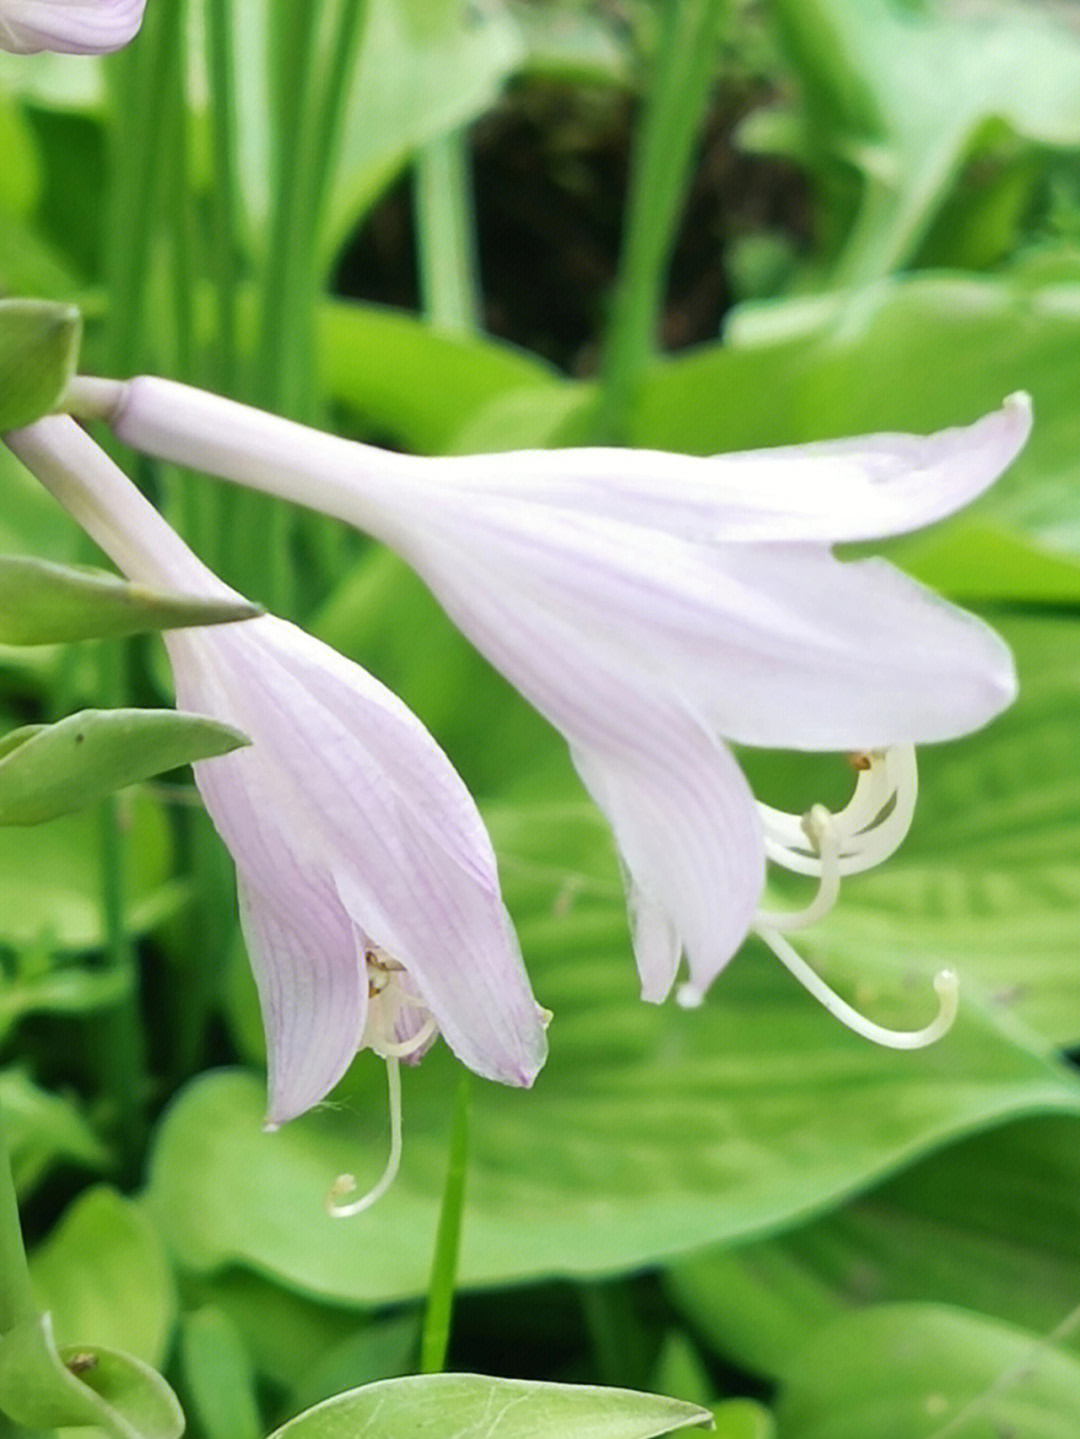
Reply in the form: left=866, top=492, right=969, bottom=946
left=756, top=925, right=959, bottom=1050
left=760, top=745, right=918, bottom=878
left=756, top=804, right=842, bottom=932
left=326, top=1058, right=403, bottom=1218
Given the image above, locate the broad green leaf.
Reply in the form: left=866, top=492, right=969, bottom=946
left=318, top=298, right=555, bottom=454
left=0, top=554, right=261, bottom=645
left=0, top=299, right=79, bottom=432
left=636, top=273, right=1080, bottom=582
left=0, top=1068, right=107, bottom=1196
left=180, top=1270, right=373, bottom=1396
left=0, top=708, right=248, bottom=826
left=29, top=1187, right=176, bottom=1368
left=286, top=1312, right=419, bottom=1419
left=146, top=798, right=1080, bottom=1307
left=712, top=1402, right=774, bottom=1439
left=268, top=1375, right=711, bottom=1439
left=0, top=1312, right=183, bottom=1439
left=774, top=1303, right=1080, bottom=1439
left=0, top=793, right=177, bottom=950
left=667, top=1115, right=1080, bottom=1383
left=324, top=0, right=526, bottom=263
left=765, top=0, right=1080, bottom=283
left=178, top=1308, right=261, bottom=1439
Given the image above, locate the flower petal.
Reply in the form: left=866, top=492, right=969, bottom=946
left=170, top=617, right=548, bottom=1089
left=405, top=393, right=1032, bottom=546
left=0, top=0, right=145, bottom=53
left=237, top=874, right=366, bottom=1130
left=410, top=561, right=767, bottom=998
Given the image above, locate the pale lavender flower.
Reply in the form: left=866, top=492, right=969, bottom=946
left=64, top=377, right=1032, bottom=1042
left=4, top=416, right=548, bottom=1132
left=0, top=0, right=145, bottom=53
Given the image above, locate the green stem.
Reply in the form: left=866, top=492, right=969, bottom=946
left=597, top=0, right=727, bottom=443
left=415, top=128, right=482, bottom=335
left=106, top=0, right=187, bottom=371
left=205, top=0, right=243, bottom=396
left=0, top=1097, right=35, bottom=1335
left=307, top=0, right=369, bottom=266
left=418, top=1072, right=470, bottom=1374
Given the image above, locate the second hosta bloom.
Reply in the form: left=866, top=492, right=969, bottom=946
left=4, top=416, right=548, bottom=1129
left=67, top=377, right=1031, bottom=1035
left=0, top=0, right=145, bottom=53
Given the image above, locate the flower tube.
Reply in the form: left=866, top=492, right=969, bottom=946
left=4, top=416, right=548, bottom=1137
left=0, top=0, right=145, bottom=53
left=65, top=377, right=1031, bottom=1040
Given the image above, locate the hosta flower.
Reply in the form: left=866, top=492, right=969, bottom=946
left=0, top=0, right=145, bottom=53
left=65, top=376, right=1031, bottom=1042
left=4, top=417, right=548, bottom=1158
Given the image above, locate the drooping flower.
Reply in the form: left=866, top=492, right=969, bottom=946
left=4, top=416, right=548, bottom=1142
left=64, top=376, right=1032, bottom=1041
left=0, top=0, right=145, bottom=53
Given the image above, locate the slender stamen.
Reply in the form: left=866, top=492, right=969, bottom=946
left=756, top=923, right=959, bottom=1050
left=326, top=1057, right=403, bottom=1218
left=374, top=1014, right=439, bottom=1060
left=760, top=745, right=918, bottom=877
left=756, top=804, right=842, bottom=932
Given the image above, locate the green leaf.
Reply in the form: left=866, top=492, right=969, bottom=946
left=268, top=1375, right=711, bottom=1439
left=324, top=0, right=526, bottom=263
left=146, top=794, right=1080, bottom=1306
left=0, top=298, right=80, bottom=432
left=178, top=1308, right=261, bottom=1439
left=0, top=792, right=178, bottom=950
left=667, top=1115, right=1080, bottom=1383
left=0, top=554, right=261, bottom=645
left=318, top=298, right=555, bottom=454
left=774, top=1303, right=1080, bottom=1439
left=767, top=0, right=1080, bottom=283
left=0, top=1311, right=183, bottom=1439
left=0, top=1068, right=108, bottom=1197
left=29, top=1187, right=176, bottom=1369
left=636, top=273, right=1080, bottom=583
left=0, top=708, right=248, bottom=826
left=711, top=1401, right=774, bottom=1439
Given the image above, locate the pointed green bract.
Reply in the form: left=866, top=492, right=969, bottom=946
left=268, top=1374, right=711, bottom=1439
left=0, top=708, right=248, bottom=826
left=0, top=554, right=262, bottom=645
left=0, top=298, right=80, bottom=431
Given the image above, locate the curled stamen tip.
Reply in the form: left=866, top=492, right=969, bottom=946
left=931, top=969, right=960, bottom=1029
left=326, top=1173, right=357, bottom=1214
left=800, top=803, right=835, bottom=849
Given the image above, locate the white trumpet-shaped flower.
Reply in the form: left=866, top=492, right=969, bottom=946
left=65, top=377, right=1031, bottom=1043
left=0, top=0, right=145, bottom=53
left=4, top=416, right=548, bottom=1134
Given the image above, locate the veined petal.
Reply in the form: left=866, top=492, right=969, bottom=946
left=572, top=732, right=764, bottom=1002
left=390, top=493, right=1015, bottom=750
left=238, top=874, right=366, bottom=1130
left=374, top=393, right=1033, bottom=546
left=4, top=417, right=548, bottom=1126
left=409, top=559, right=766, bottom=999
left=168, top=617, right=548, bottom=1090
left=0, top=0, right=145, bottom=53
